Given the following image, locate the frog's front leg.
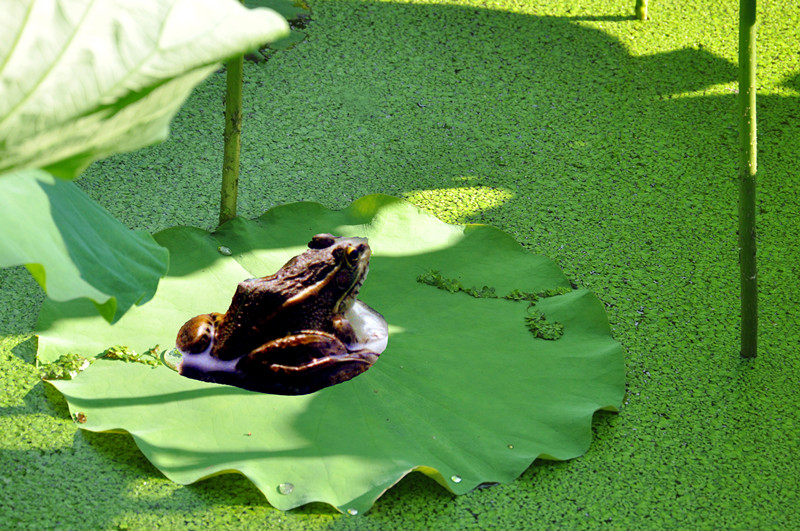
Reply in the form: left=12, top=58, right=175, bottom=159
left=331, top=314, right=359, bottom=346
left=235, top=331, right=379, bottom=395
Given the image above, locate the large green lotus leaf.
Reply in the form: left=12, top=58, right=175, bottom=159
left=0, top=0, right=289, bottom=178
left=37, top=195, right=624, bottom=514
left=1, top=169, right=168, bottom=322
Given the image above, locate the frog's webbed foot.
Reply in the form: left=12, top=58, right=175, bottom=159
left=235, top=332, right=380, bottom=395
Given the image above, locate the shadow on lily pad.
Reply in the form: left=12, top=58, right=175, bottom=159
left=37, top=195, right=624, bottom=513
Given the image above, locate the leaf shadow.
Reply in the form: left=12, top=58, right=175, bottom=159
left=77, top=0, right=738, bottom=240
left=10, top=336, right=37, bottom=365
left=64, top=384, right=255, bottom=409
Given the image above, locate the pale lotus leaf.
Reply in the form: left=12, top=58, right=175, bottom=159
left=0, top=0, right=288, bottom=322
left=0, top=0, right=289, bottom=178
left=38, top=195, right=625, bottom=513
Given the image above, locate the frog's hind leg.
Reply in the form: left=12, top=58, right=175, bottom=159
left=236, top=332, right=379, bottom=395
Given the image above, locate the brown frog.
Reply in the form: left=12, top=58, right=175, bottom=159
left=172, top=234, right=387, bottom=395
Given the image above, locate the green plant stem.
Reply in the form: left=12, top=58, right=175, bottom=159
left=220, top=54, right=244, bottom=226
left=635, top=0, right=648, bottom=20
left=738, top=0, right=757, bottom=358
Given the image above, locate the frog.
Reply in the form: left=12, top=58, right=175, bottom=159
left=172, top=233, right=388, bottom=395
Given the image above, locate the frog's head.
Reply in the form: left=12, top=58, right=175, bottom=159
left=306, top=233, right=371, bottom=314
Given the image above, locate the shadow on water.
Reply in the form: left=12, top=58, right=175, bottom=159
left=230, top=0, right=740, bottom=229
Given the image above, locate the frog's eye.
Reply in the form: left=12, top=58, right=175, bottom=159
left=308, top=233, right=336, bottom=249
left=345, top=245, right=360, bottom=265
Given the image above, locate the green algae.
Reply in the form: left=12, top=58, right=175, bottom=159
left=416, top=269, right=570, bottom=339
left=37, top=346, right=161, bottom=382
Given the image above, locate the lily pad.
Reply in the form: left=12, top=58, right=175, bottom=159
left=37, top=195, right=624, bottom=513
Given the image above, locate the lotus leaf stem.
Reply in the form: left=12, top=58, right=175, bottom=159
left=220, top=52, right=244, bottom=225
left=738, top=0, right=758, bottom=358
left=635, top=0, right=648, bottom=20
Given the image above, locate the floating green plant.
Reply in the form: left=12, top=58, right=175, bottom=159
left=417, top=270, right=569, bottom=340
left=38, top=353, right=92, bottom=381
left=39, top=346, right=161, bottom=380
